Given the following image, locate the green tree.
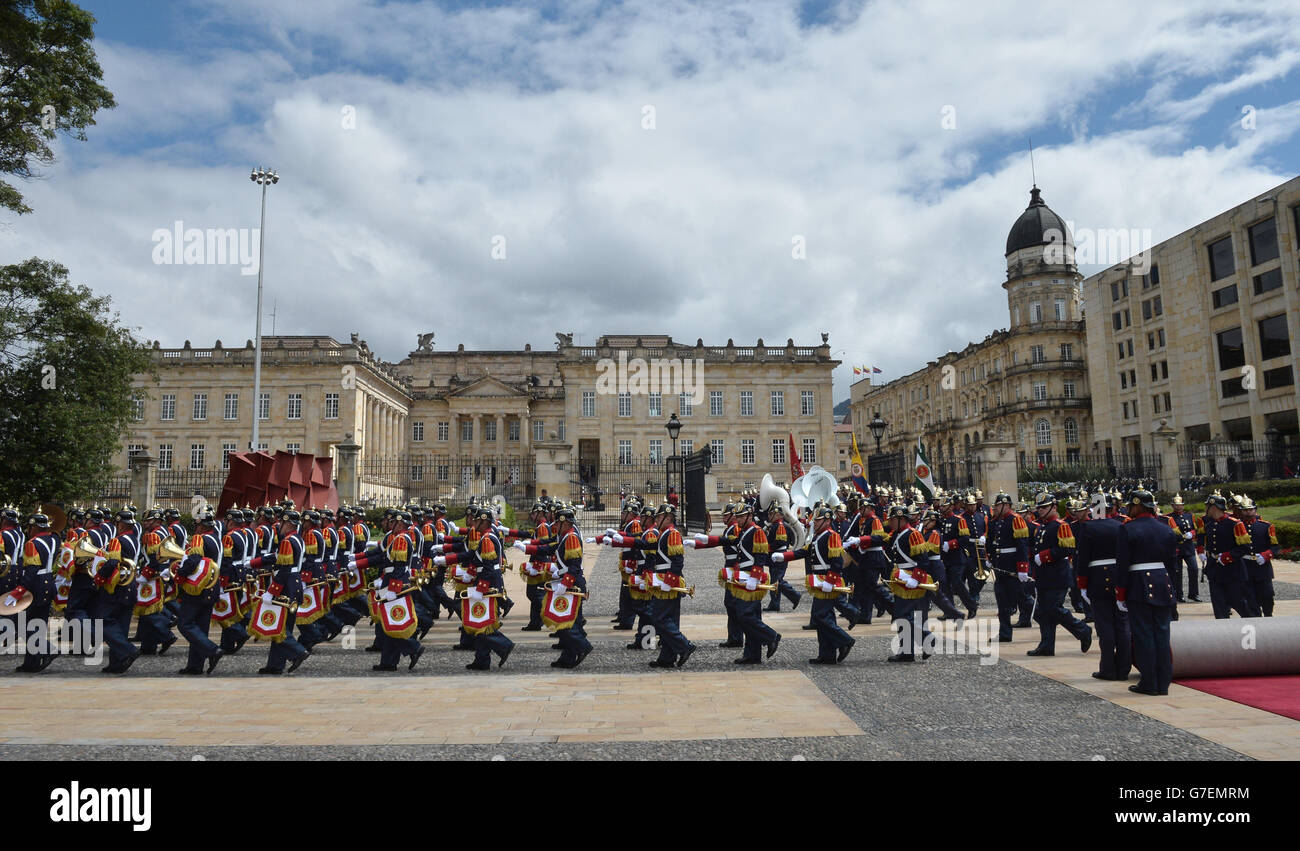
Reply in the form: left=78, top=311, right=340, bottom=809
left=0, top=0, right=115, bottom=215
left=0, top=258, right=153, bottom=505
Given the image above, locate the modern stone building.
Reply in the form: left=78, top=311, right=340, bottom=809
left=120, top=332, right=837, bottom=506
left=1083, top=175, right=1300, bottom=472
left=849, top=187, right=1093, bottom=482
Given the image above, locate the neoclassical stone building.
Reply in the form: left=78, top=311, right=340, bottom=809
left=850, top=187, right=1094, bottom=482
left=120, top=332, right=837, bottom=504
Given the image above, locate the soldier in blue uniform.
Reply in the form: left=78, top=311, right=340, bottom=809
left=938, top=498, right=978, bottom=618
left=1239, top=498, right=1276, bottom=617
left=10, top=513, right=59, bottom=672
left=842, top=494, right=893, bottom=624
left=1074, top=494, right=1131, bottom=680
left=1114, top=489, right=1177, bottom=695
left=727, top=504, right=781, bottom=664
left=174, top=507, right=225, bottom=674
left=1168, top=495, right=1200, bottom=602
left=247, top=509, right=311, bottom=675
left=1026, top=493, right=1093, bottom=656
left=91, top=508, right=143, bottom=673
left=962, top=494, right=989, bottom=603
left=763, top=504, right=802, bottom=612
left=362, top=509, right=424, bottom=671
left=986, top=493, right=1030, bottom=642
left=1199, top=493, right=1252, bottom=619
left=776, top=506, right=854, bottom=665
left=517, top=505, right=591, bottom=668
left=692, top=503, right=744, bottom=648
left=885, top=505, right=935, bottom=662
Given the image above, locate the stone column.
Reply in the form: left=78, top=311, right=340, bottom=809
left=496, top=414, right=505, bottom=458
left=333, top=435, right=362, bottom=505
left=976, top=430, right=1018, bottom=500
left=1151, top=418, right=1180, bottom=494
left=129, top=450, right=157, bottom=511
left=471, top=413, right=482, bottom=459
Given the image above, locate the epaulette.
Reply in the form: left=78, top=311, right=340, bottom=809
left=751, top=527, right=770, bottom=554
left=666, top=529, right=683, bottom=557
left=187, top=535, right=204, bottom=555
left=564, top=532, right=583, bottom=562
left=826, top=530, right=843, bottom=559
left=1012, top=515, right=1028, bottom=538
left=222, top=533, right=234, bottom=558
left=1056, top=522, right=1075, bottom=549
left=1269, top=524, right=1278, bottom=545
left=1234, top=522, right=1251, bottom=546
left=277, top=538, right=295, bottom=565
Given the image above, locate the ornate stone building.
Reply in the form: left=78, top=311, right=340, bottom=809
left=849, top=187, right=1093, bottom=482
left=119, top=332, right=837, bottom=505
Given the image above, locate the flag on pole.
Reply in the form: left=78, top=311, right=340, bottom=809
left=849, top=433, right=869, bottom=495
left=871, top=366, right=882, bottom=374
left=853, top=366, right=862, bottom=375
left=914, top=436, right=936, bottom=500
left=788, top=433, right=803, bottom=481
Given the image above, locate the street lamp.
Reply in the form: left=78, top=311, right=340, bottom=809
left=869, top=411, right=887, bottom=453
left=666, top=413, right=682, bottom=456
left=249, top=166, right=279, bottom=452
left=665, top=413, right=683, bottom=522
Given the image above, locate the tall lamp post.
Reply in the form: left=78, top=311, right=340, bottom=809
left=868, top=411, right=888, bottom=487
left=249, top=166, right=279, bottom=451
left=665, top=413, right=682, bottom=523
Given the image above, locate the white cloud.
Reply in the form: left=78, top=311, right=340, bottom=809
left=2, top=0, right=1298, bottom=405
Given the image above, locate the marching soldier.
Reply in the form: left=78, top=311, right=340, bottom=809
left=775, top=505, right=854, bottom=665
left=174, top=507, right=224, bottom=674
left=1239, top=497, right=1276, bottom=617
left=91, top=508, right=143, bottom=673
left=885, top=505, right=934, bottom=662
left=938, top=498, right=978, bottom=618
left=517, top=505, right=592, bottom=668
left=354, top=509, right=423, bottom=671
left=688, top=503, right=744, bottom=649
left=917, top=508, right=967, bottom=622
left=10, top=512, right=60, bottom=672
left=1168, top=495, right=1201, bottom=603
left=1026, top=493, right=1093, bottom=657
left=763, top=503, right=802, bottom=612
left=987, top=493, right=1030, bottom=643
left=1074, top=494, right=1130, bottom=680
left=246, top=509, right=311, bottom=675
left=519, top=501, right=554, bottom=631
left=727, top=503, right=780, bottom=664
left=1199, top=492, right=1252, bottom=619
left=214, top=507, right=252, bottom=655
left=607, top=497, right=643, bottom=630
left=963, top=493, right=989, bottom=603
left=1114, top=489, right=1177, bottom=696
left=612, top=503, right=694, bottom=668
left=134, top=509, right=179, bottom=657
left=435, top=507, right=514, bottom=670
left=842, top=494, right=892, bottom=624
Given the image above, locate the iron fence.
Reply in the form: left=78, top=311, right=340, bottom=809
left=358, top=455, right=536, bottom=507
left=154, top=469, right=228, bottom=501
left=1018, top=450, right=1161, bottom=484
left=569, top=454, right=669, bottom=529
left=1176, top=439, right=1300, bottom=489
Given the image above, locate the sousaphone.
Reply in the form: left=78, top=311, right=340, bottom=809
left=759, top=473, right=807, bottom=553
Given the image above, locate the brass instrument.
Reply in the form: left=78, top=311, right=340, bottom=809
left=456, top=589, right=507, bottom=600
left=887, top=579, right=940, bottom=592
left=660, top=584, right=695, bottom=597
left=972, top=559, right=992, bottom=582
left=73, top=536, right=102, bottom=562
left=158, top=538, right=187, bottom=563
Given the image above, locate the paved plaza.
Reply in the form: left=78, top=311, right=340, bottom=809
left=2, top=542, right=1297, bottom=760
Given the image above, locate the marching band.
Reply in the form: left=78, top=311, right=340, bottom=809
left=0, top=479, right=1279, bottom=692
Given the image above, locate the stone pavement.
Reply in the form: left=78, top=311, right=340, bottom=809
left=0, top=544, right=1294, bottom=760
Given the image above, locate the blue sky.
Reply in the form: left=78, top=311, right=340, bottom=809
left=7, top=0, right=1300, bottom=402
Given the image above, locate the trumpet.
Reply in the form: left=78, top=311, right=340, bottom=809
left=730, top=581, right=777, bottom=592
left=886, top=578, right=940, bottom=592
left=73, top=536, right=102, bottom=563
left=657, top=583, right=695, bottom=597
left=457, top=589, right=507, bottom=600
left=157, top=538, right=187, bottom=563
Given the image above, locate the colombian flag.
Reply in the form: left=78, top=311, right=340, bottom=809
left=850, top=433, right=869, bottom=495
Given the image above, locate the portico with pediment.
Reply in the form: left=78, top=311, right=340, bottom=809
left=443, top=375, right=534, bottom=459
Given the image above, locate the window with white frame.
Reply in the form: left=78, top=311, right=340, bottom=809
left=508, top=419, right=519, bottom=441
left=223, top=393, right=238, bottom=420
left=1035, top=419, right=1051, bottom=446
left=258, top=392, right=270, bottom=420
left=771, top=439, right=786, bottom=465
left=678, top=392, right=693, bottom=416
left=192, top=394, right=207, bottom=421
left=531, top=419, right=543, bottom=442
left=437, top=465, right=449, bottom=481
left=483, top=420, right=497, bottom=441
left=324, top=393, right=339, bottom=419
left=131, top=395, right=145, bottom=422
left=1064, top=419, right=1078, bottom=444
left=221, top=442, right=236, bottom=469
left=287, top=393, right=302, bottom=420
left=411, top=465, right=423, bottom=481
left=1033, top=382, right=1047, bottom=401
left=741, top=439, right=755, bottom=464
left=1063, top=381, right=1076, bottom=398
left=800, top=390, right=814, bottom=416
left=412, top=421, right=424, bottom=442
left=648, top=392, right=662, bottom=417
left=680, top=439, right=693, bottom=456
left=740, top=391, right=754, bottom=417
left=161, top=394, right=175, bottom=421
left=158, top=444, right=173, bottom=470
left=438, top=421, right=449, bottom=441
left=770, top=390, right=784, bottom=416
left=190, top=443, right=205, bottom=469
left=618, top=392, right=631, bottom=417
left=286, top=442, right=300, bottom=454
left=710, top=439, right=725, bottom=465
left=582, top=391, right=596, bottom=417
left=460, top=419, right=473, bottom=441
left=649, top=439, right=663, bottom=463
left=710, top=391, right=723, bottom=416
left=802, top=438, right=816, bottom=464
left=618, top=440, right=633, bottom=465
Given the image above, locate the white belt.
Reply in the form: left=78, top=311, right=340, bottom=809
left=1129, top=562, right=1164, bottom=572
left=737, top=559, right=755, bottom=568
left=1088, top=558, right=1116, bottom=567
left=998, top=547, right=1018, bottom=554
left=866, top=546, right=885, bottom=553
left=36, top=567, right=54, bottom=575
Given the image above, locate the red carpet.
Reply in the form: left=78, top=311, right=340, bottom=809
left=1174, top=675, right=1300, bottom=721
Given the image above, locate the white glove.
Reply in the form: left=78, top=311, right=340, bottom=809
left=381, top=589, right=397, bottom=601
left=683, top=539, right=696, bottom=548
left=694, top=533, right=709, bottom=544
left=1117, top=600, right=1128, bottom=613
left=941, top=540, right=950, bottom=553
left=372, top=578, right=383, bottom=588
left=844, top=536, right=861, bottom=548
left=160, top=568, right=173, bottom=582
left=1018, top=571, right=1030, bottom=583
left=653, top=575, right=670, bottom=591
left=623, top=565, right=634, bottom=574
left=1183, top=531, right=1194, bottom=540
left=433, top=555, right=447, bottom=566
left=1080, top=589, right=1090, bottom=606
left=745, top=577, right=758, bottom=592
left=584, top=537, right=596, bottom=544
left=984, top=559, right=993, bottom=570
left=454, top=567, right=470, bottom=582
left=550, top=580, right=567, bottom=594
left=611, top=534, right=625, bottom=545
left=512, top=541, right=527, bottom=552
left=1033, top=553, right=1042, bottom=566
left=977, top=536, right=986, bottom=547
left=904, top=577, right=919, bottom=589
left=261, top=591, right=273, bottom=604
left=818, top=580, right=833, bottom=593
left=467, top=588, right=484, bottom=602
left=1256, top=554, right=1266, bottom=564
left=772, top=552, right=786, bottom=564
left=605, top=527, right=618, bottom=537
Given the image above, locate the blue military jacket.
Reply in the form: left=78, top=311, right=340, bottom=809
left=1114, top=515, right=1177, bottom=607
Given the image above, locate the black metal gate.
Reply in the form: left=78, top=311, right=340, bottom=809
left=682, top=447, right=711, bottom=533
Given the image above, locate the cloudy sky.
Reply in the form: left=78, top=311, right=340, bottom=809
left=5, top=0, right=1300, bottom=403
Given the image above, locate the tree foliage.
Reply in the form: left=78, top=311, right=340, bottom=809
left=0, top=0, right=115, bottom=214
left=0, top=258, right=153, bottom=505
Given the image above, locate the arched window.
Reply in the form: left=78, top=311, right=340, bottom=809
left=1063, top=418, right=1078, bottom=445
left=1035, top=418, right=1051, bottom=446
